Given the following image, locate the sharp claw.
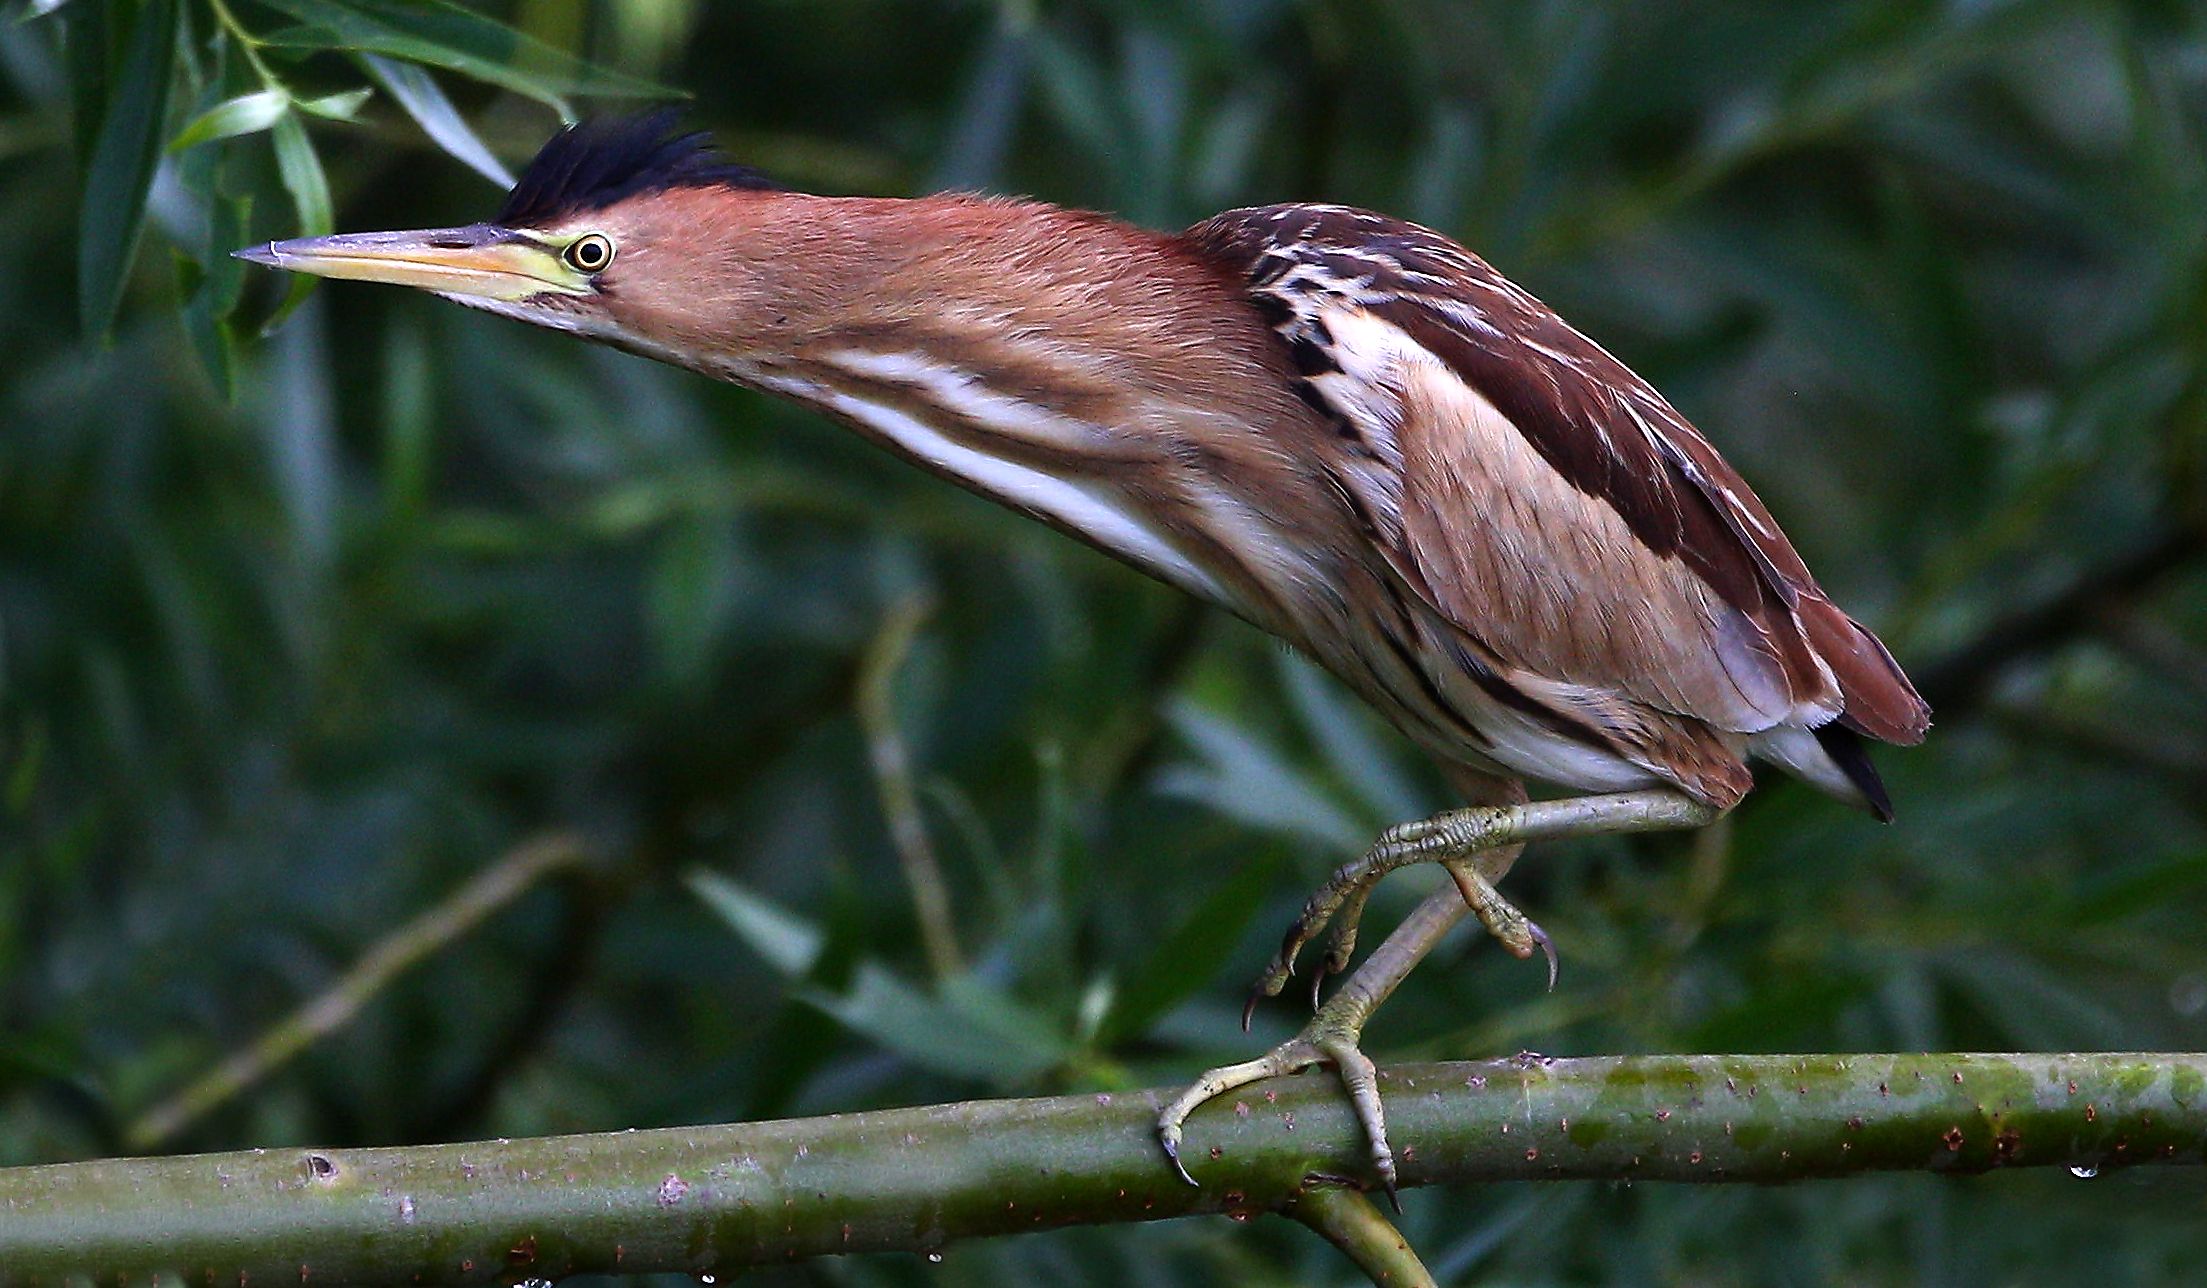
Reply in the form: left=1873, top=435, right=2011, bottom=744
left=1241, top=987, right=1262, bottom=1033
left=1527, top=920, right=1558, bottom=991
left=1373, top=1148, right=1400, bottom=1202
left=1160, top=1132, right=1198, bottom=1187
left=1307, top=957, right=1329, bottom=1012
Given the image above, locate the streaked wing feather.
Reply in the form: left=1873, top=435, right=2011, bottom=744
left=1186, top=205, right=1929, bottom=769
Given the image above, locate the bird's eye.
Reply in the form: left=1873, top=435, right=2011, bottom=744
left=563, top=233, right=614, bottom=273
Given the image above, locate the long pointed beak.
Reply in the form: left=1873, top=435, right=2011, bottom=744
left=233, top=224, right=586, bottom=301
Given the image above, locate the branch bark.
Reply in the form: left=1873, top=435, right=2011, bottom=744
left=1286, top=1186, right=1437, bottom=1286
left=6, top=1052, right=2202, bottom=1285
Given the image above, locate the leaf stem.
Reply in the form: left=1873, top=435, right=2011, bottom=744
left=203, top=0, right=281, bottom=88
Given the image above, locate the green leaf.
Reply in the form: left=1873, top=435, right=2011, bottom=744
left=59, top=0, right=109, bottom=163
left=1155, top=701, right=1366, bottom=851
left=295, top=87, right=373, bottom=121
left=929, top=20, right=1031, bottom=189
left=646, top=518, right=737, bottom=688
left=77, top=0, right=178, bottom=340
left=692, top=872, right=1065, bottom=1085
left=183, top=190, right=252, bottom=399
left=378, top=320, right=434, bottom=519
left=255, top=0, right=673, bottom=113
left=4, top=720, right=46, bottom=815
left=1029, top=29, right=1118, bottom=163
left=1277, top=652, right=1421, bottom=826
left=263, top=112, right=330, bottom=331
left=273, top=111, right=332, bottom=229
left=2074, top=853, right=2207, bottom=926
left=272, top=109, right=332, bottom=233
left=168, top=89, right=289, bottom=153
left=688, top=869, right=824, bottom=977
left=805, top=965, right=1066, bottom=1084
left=1097, top=854, right=1279, bottom=1045
left=359, top=54, right=512, bottom=187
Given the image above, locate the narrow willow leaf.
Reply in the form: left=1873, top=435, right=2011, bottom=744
left=693, top=874, right=1066, bottom=1084
left=1029, top=29, right=1118, bottom=162
left=689, top=870, right=825, bottom=978
left=1278, top=651, right=1421, bottom=825
left=256, top=0, right=673, bottom=113
left=294, top=87, right=373, bottom=121
left=805, top=965, right=1067, bottom=1084
left=184, top=191, right=252, bottom=398
left=59, top=0, right=108, bottom=163
left=360, top=53, right=512, bottom=187
left=646, top=518, right=738, bottom=688
left=272, top=112, right=332, bottom=235
left=168, top=88, right=289, bottom=153
left=929, top=20, right=1031, bottom=190
left=1097, top=854, right=1278, bottom=1045
left=378, top=319, right=434, bottom=519
left=1154, top=701, right=1365, bottom=850
left=77, top=0, right=178, bottom=340
left=262, top=113, right=330, bottom=332
left=259, top=290, right=340, bottom=577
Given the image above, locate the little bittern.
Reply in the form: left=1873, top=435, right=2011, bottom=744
left=239, top=114, right=1929, bottom=1194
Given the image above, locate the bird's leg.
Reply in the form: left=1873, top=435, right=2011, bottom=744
left=1253, top=816, right=1541, bottom=1010
left=1159, top=880, right=1474, bottom=1195
left=1440, top=855, right=1555, bottom=988
left=1258, top=789, right=1711, bottom=1004
left=1289, top=854, right=1540, bottom=1008
left=1159, top=787, right=1719, bottom=1193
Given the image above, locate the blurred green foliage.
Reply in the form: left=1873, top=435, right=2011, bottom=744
left=5, top=0, right=2207, bottom=1282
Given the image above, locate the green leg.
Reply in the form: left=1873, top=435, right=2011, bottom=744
left=1159, top=880, right=1474, bottom=1195
left=1160, top=788, right=1719, bottom=1195
left=1442, top=857, right=1557, bottom=990
left=1252, top=789, right=1710, bottom=1007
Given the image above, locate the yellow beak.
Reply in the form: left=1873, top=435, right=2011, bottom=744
left=233, top=224, right=587, bottom=301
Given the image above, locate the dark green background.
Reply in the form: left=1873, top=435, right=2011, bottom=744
left=5, top=0, right=2207, bottom=1282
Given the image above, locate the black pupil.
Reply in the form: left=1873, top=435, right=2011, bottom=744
left=572, top=238, right=606, bottom=269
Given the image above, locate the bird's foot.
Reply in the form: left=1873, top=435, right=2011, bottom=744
left=1158, top=987, right=1399, bottom=1197
left=1166, top=792, right=1719, bottom=1198
left=1245, top=806, right=1551, bottom=1019
left=1442, top=858, right=1558, bottom=990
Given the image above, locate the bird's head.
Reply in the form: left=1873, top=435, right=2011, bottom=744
left=235, top=112, right=789, bottom=367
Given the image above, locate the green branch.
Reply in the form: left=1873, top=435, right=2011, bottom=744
left=1287, top=1186, right=1437, bottom=1286
left=5, top=1053, right=2202, bottom=1285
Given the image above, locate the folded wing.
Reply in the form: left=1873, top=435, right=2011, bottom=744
left=1185, top=205, right=1928, bottom=808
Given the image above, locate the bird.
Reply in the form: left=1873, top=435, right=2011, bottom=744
left=237, top=112, right=1929, bottom=1198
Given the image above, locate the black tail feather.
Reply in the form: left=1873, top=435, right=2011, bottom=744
left=1814, top=722, right=1893, bottom=822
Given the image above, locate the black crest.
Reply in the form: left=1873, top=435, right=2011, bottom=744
left=495, top=111, right=780, bottom=228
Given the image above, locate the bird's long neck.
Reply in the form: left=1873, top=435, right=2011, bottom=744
left=617, top=191, right=1351, bottom=633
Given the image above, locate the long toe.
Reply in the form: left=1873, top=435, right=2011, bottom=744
left=1155, top=1039, right=1326, bottom=1184
left=1157, top=983, right=1406, bottom=1192
left=1311, top=1028, right=1397, bottom=1194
